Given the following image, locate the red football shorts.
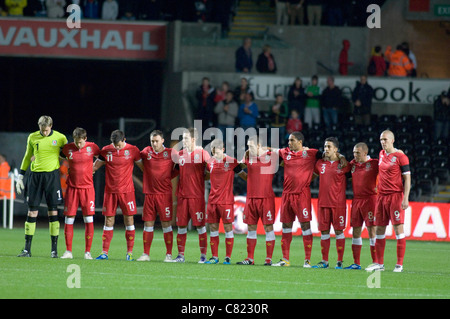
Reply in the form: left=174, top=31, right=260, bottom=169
left=176, top=197, right=206, bottom=227
left=206, top=203, right=234, bottom=224
left=280, top=192, right=312, bottom=224
left=64, top=186, right=96, bottom=216
left=243, top=197, right=275, bottom=225
left=102, top=192, right=137, bottom=216
left=318, top=206, right=347, bottom=232
left=375, top=192, right=404, bottom=226
left=350, top=195, right=377, bottom=228
left=143, top=193, right=173, bottom=222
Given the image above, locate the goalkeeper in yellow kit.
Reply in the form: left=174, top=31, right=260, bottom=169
left=16, top=116, right=67, bottom=258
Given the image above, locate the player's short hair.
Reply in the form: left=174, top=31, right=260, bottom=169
left=73, top=127, right=87, bottom=140
left=290, top=131, right=304, bottom=143
left=110, top=130, right=125, bottom=144
left=185, top=127, right=198, bottom=140
left=354, top=142, right=368, bottom=153
left=38, top=115, right=53, bottom=127
left=247, top=134, right=265, bottom=147
left=150, top=130, right=164, bottom=139
left=211, top=138, right=224, bottom=150
left=325, top=136, right=339, bottom=149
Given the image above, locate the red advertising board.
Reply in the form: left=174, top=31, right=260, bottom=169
left=0, top=18, right=166, bottom=60
left=226, top=197, right=450, bottom=242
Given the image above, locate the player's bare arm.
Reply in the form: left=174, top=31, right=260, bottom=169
left=93, top=158, right=105, bottom=173
left=401, top=173, right=411, bottom=210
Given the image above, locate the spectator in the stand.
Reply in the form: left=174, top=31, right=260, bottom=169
left=338, top=39, right=353, bottom=76
left=235, top=37, right=253, bottom=73
left=101, top=0, right=118, bottom=20
left=238, top=92, right=259, bottom=131
left=352, top=75, right=374, bottom=127
left=25, top=0, right=47, bottom=17
left=275, top=0, right=289, bottom=25
left=139, top=0, right=161, bottom=20
left=196, top=77, right=217, bottom=130
left=326, top=0, right=344, bottom=26
left=434, top=90, right=450, bottom=141
left=401, top=42, right=417, bottom=78
left=367, top=45, right=386, bottom=76
left=384, top=44, right=413, bottom=77
left=320, top=76, right=342, bottom=128
left=215, top=90, right=239, bottom=148
left=287, top=0, right=305, bottom=25
left=83, top=0, right=99, bottom=18
left=5, top=0, right=27, bottom=16
left=256, top=45, right=277, bottom=74
left=234, top=77, right=254, bottom=105
left=214, top=81, right=231, bottom=104
left=286, top=109, right=303, bottom=135
left=287, top=77, right=306, bottom=120
left=119, top=0, right=138, bottom=20
left=46, top=0, right=66, bottom=18
left=195, top=0, right=213, bottom=22
left=304, top=75, right=321, bottom=129
left=270, top=94, right=289, bottom=147
left=307, top=0, right=323, bottom=25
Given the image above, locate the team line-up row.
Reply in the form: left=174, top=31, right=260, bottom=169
left=16, top=116, right=411, bottom=272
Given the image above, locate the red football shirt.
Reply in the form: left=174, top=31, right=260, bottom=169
left=99, top=143, right=141, bottom=194
left=207, top=155, right=240, bottom=204
left=62, top=142, right=100, bottom=188
left=350, top=158, right=379, bottom=199
left=141, top=146, right=175, bottom=195
left=377, top=150, right=410, bottom=195
left=314, top=159, right=351, bottom=208
left=278, top=147, right=318, bottom=194
left=175, top=148, right=210, bottom=199
left=244, top=151, right=276, bottom=199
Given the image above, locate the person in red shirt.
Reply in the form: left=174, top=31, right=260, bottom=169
left=171, top=128, right=210, bottom=263
left=344, top=142, right=379, bottom=269
left=204, top=139, right=247, bottom=265
left=60, top=127, right=100, bottom=260
left=366, top=130, right=411, bottom=273
left=93, top=130, right=144, bottom=261
left=312, top=137, right=351, bottom=269
left=137, top=130, right=177, bottom=262
left=237, top=135, right=278, bottom=266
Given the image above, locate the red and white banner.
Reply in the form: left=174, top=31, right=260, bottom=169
left=0, top=18, right=166, bottom=60
left=225, top=197, right=450, bottom=242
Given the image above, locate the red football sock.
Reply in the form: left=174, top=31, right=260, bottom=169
left=210, top=234, right=219, bottom=258
left=125, top=229, right=135, bottom=254
left=163, top=229, right=173, bottom=255
left=352, top=244, right=362, bottom=265
left=198, top=232, right=208, bottom=255
left=64, top=223, right=74, bottom=252
left=225, top=237, right=234, bottom=258
left=281, top=230, right=292, bottom=260
left=84, top=222, right=94, bottom=253
left=177, top=232, right=187, bottom=255
left=102, top=228, right=114, bottom=254
left=247, top=238, right=257, bottom=260
left=336, top=238, right=345, bottom=262
left=266, top=240, right=275, bottom=260
left=376, top=236, right=386, bottom=265
left=143, top=230, right=154, bottom=255
left=303, top=234, right=313, bottom=261
left=397, top=237, right=406, bottom=266
left=321, top=236, right=330, bottom=262
left=370, top=242, right=377, bottom=264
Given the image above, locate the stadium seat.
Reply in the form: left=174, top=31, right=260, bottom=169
left=432, top=156, right=448, bottom=169
left=361, top=131, right=378, bottom=144
left=397, top=132, right=412, bottom=145
left=378, top=121, right=395, bottom=131
left=433, top=168, right=449, bottom=184
left=414, top=133, right=431, bottom=145
left=415, top=155, right=432, bottom=168
left=367, top=143, right=379, bottom=157
left=414, top=144, right=431, bottom=156
left=416, top=167, right=432, bottom=180
left=398, top=114, right=415, bottom=125
left=432, top=145, right=448, bottom=157
left=397, top=143, right=413, bottom=156
left=417, top=178, right=437, bottom=195
left=416, top=115, right=432, bottom=125
left=380, top=114, right=397, bottom=122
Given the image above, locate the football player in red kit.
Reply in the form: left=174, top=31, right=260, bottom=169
left=344, top=142, right=379, bottom=269
left=237, top=135, right=278, bottom=266
left=312, top=137, right=351, bottom=269
left=366, top=130, right=411, bottom=273
left=204, top=138, right=247, bottom=265
left=60, top=127, right=100, bottom=260
left=171, top=128, right=211, bottom=263
left=93, top=130, right=144, bottom=261
left=137, top=130, right=177, bottom=262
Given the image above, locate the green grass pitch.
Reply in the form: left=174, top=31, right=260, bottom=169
left=1, top=225, right=449, bottom=299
